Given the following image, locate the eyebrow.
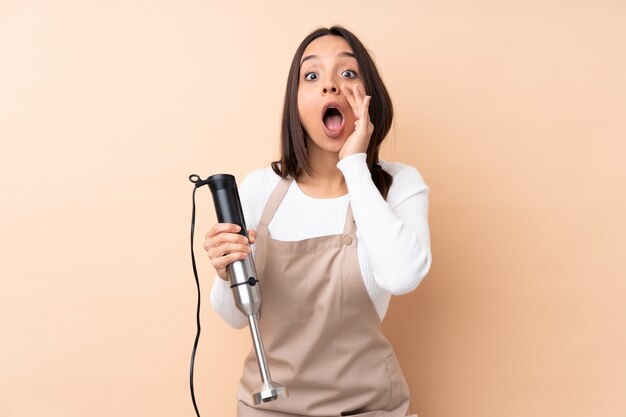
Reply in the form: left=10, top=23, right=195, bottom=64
left=300, top=51, right=356, bottom=65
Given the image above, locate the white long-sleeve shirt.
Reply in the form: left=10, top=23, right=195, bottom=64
left=210, top=153, right=432, bottom=328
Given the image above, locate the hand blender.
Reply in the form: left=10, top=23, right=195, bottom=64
left=207, top=174, right=288, bottom=404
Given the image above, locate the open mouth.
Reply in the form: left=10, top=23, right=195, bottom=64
left=322, top=104, right=345, bottom=138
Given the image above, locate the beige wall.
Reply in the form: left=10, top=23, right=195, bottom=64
left=1, top=1, right=625, bottom=416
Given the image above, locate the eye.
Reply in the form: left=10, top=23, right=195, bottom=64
left=341, top=69, right=358, bottom=78
left=304, top=72, right=318, bottom=81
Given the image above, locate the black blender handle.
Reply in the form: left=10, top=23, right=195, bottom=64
left=207, top=174, right=248, bottom=238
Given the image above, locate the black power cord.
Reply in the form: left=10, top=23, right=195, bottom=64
left=188, top=174, right=211, bottom=417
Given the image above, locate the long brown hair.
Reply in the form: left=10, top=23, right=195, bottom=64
left=271, top=26, right=394, bottom=199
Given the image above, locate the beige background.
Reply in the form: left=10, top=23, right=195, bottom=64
left=1, top=1, right=625, bottom=416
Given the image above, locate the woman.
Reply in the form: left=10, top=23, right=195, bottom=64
left=204, top=26, right=431, bottom=417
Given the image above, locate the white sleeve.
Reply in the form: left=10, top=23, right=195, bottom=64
left=209, top=173, right=255, bottom=329
left=337, top=153, right=432, bottom=295
left=210, top=277, right=247, bottom=328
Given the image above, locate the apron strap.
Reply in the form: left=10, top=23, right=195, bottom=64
left=343, top=203, right=356, bottom=236
left=259, top=177, right=293, bottom=227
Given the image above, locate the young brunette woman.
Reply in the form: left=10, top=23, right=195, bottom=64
left=203, top=26, right=431, bottom=417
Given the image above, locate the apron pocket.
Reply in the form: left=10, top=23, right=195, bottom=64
left=384, top=354, right=410, bottom=411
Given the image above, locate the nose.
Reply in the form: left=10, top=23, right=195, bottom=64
left=322, top=79, right=339, bottom=95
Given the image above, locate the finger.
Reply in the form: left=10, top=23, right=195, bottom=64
left=218, top=242, right=252, bottom=256
left=360, top=95, right=371, bottom=120
left=214, top=232, right=249, bottom=245
left=205, top=223, right=241, bottom=239
left=211, top=251, right=249, bottom=271
left=352, top=84, right=365, bottom=108
left=203, top=232, right=248, bottom=252
left=342, top=84, right=359, bottom=118
left=208, top=242, right=251, bottom=259
left=351, top=85, right=366, bottom=122
left=247, top=229, right=257, bottom=244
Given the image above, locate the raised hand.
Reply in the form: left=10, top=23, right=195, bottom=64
left=339, top=83, right=374, bottom=160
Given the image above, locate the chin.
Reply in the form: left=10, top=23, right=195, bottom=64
left=306, top=135, right=346, bottom=155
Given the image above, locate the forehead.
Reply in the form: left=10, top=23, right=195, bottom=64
left=301, top=35, right=354, bottom=63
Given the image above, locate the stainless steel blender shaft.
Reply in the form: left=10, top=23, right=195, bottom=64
left=247, top=314, right=287, bottom=404
left=228, top=256, right=288, bottom=404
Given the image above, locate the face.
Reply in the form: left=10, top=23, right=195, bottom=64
left=297, top=35, right=366, bottom=156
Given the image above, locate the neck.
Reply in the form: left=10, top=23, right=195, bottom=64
left=296, top=145, right=347, bottom=198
